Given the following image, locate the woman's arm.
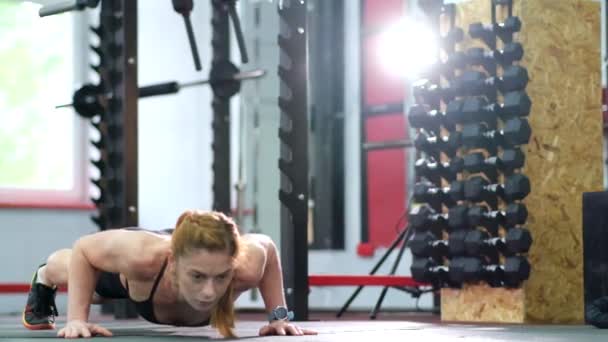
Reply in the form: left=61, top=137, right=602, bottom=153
left=255, top=235, right=286, bottom=313
left=66, top=241, right=99, bottom=322
left=66, top=230, right=150, bottom=321
left=245, top=234, right=316, bottom=336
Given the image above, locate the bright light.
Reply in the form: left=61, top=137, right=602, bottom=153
left=377, top=19, right=439, bottom=80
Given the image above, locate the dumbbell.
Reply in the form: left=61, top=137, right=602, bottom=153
left=469, top=16, right=522, bottom=46
left=409, top=203, right=470, bottom=231
left=447, top=229, right=469, bottom=256
left=448, top=255, right=531, bottom=288
left=413, top=181, right=465, bottom=209
left=415, top=157, right=459, bottom=183
left=456, top=66, right=529, bottom=96
left=410, top=257, right=452, bottom=285
left=415, top=130, right=461, bottom=158
left=409, top=231, right=448, bottom=259
left=464, top=174, right=531, bottom=204
left=440, top=27, right=464, bottom=50
left=464, top=227, right=532, bottom=257
left=467, top=203, right=528, bottom=233
left=466, top=42, right=524, bottom=69
left=412, top=79, right=454, bottom=104
left=463, top=149, right=525, bottom=178
left=461, top=118, right=531, bottom=153
left=408, top=99, right=463, bottom=132
left=409, top=205, right=447, bottom=231
left=458, top=91, right=532, bottom=124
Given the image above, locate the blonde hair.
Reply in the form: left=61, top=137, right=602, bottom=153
left=172, top=210, right=240, bottom=338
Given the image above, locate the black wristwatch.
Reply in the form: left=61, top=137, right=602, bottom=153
left=268, top=306, right=294, bottom=322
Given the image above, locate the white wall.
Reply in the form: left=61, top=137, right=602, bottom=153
left=137, top=1, right=215, bottom=229
left=0, top=210, right=97, bottom=314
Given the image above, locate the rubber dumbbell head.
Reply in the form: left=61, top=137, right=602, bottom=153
left=500, top=65, right=529, bottom=92
left=503, top=255, right=530, bottom=287
left=504, top=227, right=533, bottom=255
left=504, top=203, right=528, bottom=227
left=504, top=174, right=531, bottom=201
left=448, top=205, right=469, bottom=230
left=501, top=91, right=532, bottom=118
left=500, top=148, right=526, bottom=171
left=448, top=229, right=468, bottom=256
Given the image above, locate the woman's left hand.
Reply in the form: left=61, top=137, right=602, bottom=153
left=258, top=320, right=318, bottom=336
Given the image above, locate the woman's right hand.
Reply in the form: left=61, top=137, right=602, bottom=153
left=57, top=320, right=113, bottom=338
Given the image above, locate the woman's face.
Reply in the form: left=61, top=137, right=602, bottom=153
left=174, top=249, right=234, bottom=311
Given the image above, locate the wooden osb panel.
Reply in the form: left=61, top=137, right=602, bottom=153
left=442, top=285, right=524, bottom=323
left=441, top=0, right=602, bottom=324
left=515, top=0, right=602, bottom=324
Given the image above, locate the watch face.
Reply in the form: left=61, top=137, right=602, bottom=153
left=275, top=307, right=288, bottom=319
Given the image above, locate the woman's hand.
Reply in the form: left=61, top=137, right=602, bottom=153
left=258, top=320, right=317, bottom=336
left=57, top=320, right=113, bottom=338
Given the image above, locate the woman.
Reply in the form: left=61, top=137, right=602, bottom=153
left=22, top=210, right=316, bottom=338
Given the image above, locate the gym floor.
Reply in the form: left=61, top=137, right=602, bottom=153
left=1, top=311, right=606, bottom=341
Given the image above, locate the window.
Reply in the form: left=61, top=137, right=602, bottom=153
left=0, top=1, right=90, bottom=208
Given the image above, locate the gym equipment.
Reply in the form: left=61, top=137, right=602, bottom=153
left=408, top=99, right=463, bottom=132
left=469, top=16, right=522, bottom=45
left=409, top=204, right=470, bottom=232
left=464, top=227, right=532, bottom=257
left=414, top=157, right=459, bottom=183
left=448, top=255, right=530, bottom=287
left=416, top=148, right=525, bottom=183
left=464, top=174, right=531, bottom=204
left=466, top=42, right=524, bottom=69
left=464, top=149, right=525, bottom=176
left=409, top=231, right=448, bottom=259
left=440, top=27, right=464, bottom=50
left=457, top=65, right=529, bottom=96
left=415, top=130, right=461, bottom=159
left=38, top=0, right=99, bottom=17
left=362, top=139, right=413, bottom=151
left=459, top=91, right=532, bottom=124
left=461, top=118, right=531, bottom=152
left=57, top=66, right=266, bottom=118
left=467, top=203, right=528, bottom=232
left=410, top=257, right=452, bottom=286
left=445, top=43, right=523, bottom=72
left=413, top=180, right=465, bottom=208
left=414, top=66, right=527, bottom=102
left=172, top=0, right=201, bottom=70
left=447, top=205, right=470, bottom=231
left=448, top=229, right=469, bottom=256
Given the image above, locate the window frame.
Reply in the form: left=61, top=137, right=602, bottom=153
left=0, top=6, right=93, bottom=210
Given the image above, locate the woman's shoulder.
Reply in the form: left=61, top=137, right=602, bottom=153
left=112, top=228, right=170, bottom=280
left=234, top=235, right=269, bottom=284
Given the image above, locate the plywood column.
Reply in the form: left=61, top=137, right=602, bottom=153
left=441, top=0, right=602, bottom=324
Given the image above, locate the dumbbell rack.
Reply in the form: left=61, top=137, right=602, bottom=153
left=409, top=0, right=532, bottom=290
left=88, top=0, right=139, bottom=318
left=89, top=0, right=139, bottom=233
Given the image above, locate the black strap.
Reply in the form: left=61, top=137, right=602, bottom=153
left=124, top=257, right=168, bottom=300
left=148, top=258, right=169, bottom=300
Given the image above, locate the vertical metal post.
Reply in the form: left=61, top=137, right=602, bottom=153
left=123, top=0, right=138, bottom=227
left=358, top=0, right=369, bottom=245
left=97, top=0, right=138, bottom=318
left=278, top=0, right=309, bottom=321
left=211, top=0, right=232, bottom=215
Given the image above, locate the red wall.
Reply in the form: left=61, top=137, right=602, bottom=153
left=359, top=0, right=409, bottom=255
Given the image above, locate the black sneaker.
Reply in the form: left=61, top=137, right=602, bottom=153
left=22, top=265, right=58, bottom=330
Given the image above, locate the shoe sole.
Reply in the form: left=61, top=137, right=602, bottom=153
left=22, top=312, right=55, bottom=330
left=22, top=267, right=55, bottom=331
